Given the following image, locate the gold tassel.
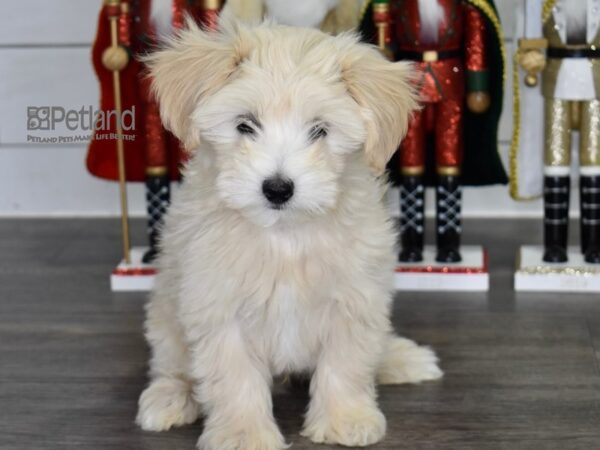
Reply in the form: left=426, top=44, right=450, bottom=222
left=509, top=51, right=524, bottom=200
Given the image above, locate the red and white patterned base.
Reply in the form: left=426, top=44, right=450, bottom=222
left=395, top=245, right=489, bottom=291
left=111, top=247, right=157, bottom=292
left=111, top=246, right=490, bottom=293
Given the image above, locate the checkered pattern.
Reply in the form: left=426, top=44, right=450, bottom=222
left=400, top=183, right=424, bottom=234
left=145, top=176, right=171, bottom=246
left=436, top=184, right=462, bottom=234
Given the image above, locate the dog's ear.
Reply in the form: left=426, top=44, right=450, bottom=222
left=339, top=40, right=418, bottom=176
left=144, top=17, right=251, bottom=150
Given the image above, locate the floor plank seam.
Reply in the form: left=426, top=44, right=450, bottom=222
left=585, top=319, right=600, bottom=379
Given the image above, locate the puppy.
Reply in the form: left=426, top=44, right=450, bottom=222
left=136, top=17, right=442, bottom=450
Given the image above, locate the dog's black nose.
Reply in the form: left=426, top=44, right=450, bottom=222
left=262, top=176, right=294, bottom=205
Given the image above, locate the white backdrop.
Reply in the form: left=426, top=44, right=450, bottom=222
left=0, top=0, right=545, bottom=217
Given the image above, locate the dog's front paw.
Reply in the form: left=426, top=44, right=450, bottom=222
left=136, top=377, right=200, bottom=432
left=197, top=422, right=286, bottom=450
left=377, top=336, right=443, bottom=385
left=301, top=403, right=386, bottom=447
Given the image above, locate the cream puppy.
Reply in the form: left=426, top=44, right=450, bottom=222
left=136, top=18, right=442, bottom=450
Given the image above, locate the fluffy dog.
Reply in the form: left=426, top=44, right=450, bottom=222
left=136, top=17, right=442, bottom=450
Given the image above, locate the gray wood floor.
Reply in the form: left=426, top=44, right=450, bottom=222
left=1, top=218, right=600, bottom=450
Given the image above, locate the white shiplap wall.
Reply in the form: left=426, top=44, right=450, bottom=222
left=0, top=0, right=542, bottom=217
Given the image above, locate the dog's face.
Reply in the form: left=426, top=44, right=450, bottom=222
left=194, top=58, right=369, bottom=227
left=147, top=19, right=417, bottom=227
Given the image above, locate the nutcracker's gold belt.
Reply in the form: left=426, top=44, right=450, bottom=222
left=396, top=49, right=462, bottom=62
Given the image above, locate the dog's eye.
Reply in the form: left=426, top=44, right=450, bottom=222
left=236, top=122, right=256, bottom=135
left=309, top=124, right=328, bottom=142
left=235, top=114, right=260, bottom=137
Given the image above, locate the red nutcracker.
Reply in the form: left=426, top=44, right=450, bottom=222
left=87, top=0, right=223, bottom=263
left=362, top=0, right=507, bottom=263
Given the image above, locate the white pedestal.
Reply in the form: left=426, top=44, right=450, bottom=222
left=514, top=246, right=600, bottom=293
left=394, top=245, right=489, bottom=292
left=110, top=247, right=157, bottom=292
left=110, top=246, right=490, bottom=293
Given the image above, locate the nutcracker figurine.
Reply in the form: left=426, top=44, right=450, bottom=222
left=224, top=0, right=364, bottom=32
left=512, top=0, right=600, bottom=264
left=361, top=0, right=507, bottom=263
left=87, top=0, right=222, bottom=263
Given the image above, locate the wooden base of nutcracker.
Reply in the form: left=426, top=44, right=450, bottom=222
left=515, top=246, right=600, bottom=293
left=111, top=247, right=157, bottom=292
left=112, top=246, right=490, bottom=292
left=395, top=245, right=489, bottom=291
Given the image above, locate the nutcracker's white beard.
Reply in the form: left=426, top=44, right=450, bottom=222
left=418, top=0, right=444, bottom=44
left=151, top=0, right=174, bottom=39
left=265, top=0, right=338, bottom=28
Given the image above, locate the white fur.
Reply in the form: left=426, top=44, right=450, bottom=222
left=418, top=0, right=445, bottom=44
left=136, top=19, right=441, bottom=449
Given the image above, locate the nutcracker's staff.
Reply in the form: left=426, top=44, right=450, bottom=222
left=101, top=0, right=131, bottom=264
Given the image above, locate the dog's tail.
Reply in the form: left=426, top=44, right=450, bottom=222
left=376, top=336, right=443, bottom=385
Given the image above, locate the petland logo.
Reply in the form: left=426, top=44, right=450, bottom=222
left=26, top=105, right=136, bottom=144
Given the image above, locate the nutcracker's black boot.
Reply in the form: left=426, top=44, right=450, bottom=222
left=399, top=175, right=425, bottom=262
left=580, top=175, right=600, bottom=264
left=435, top=175, right=462, bottom=263
left=142, top=174, right=171, bottom=264
left=543, top=175, right=569, bottom=263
